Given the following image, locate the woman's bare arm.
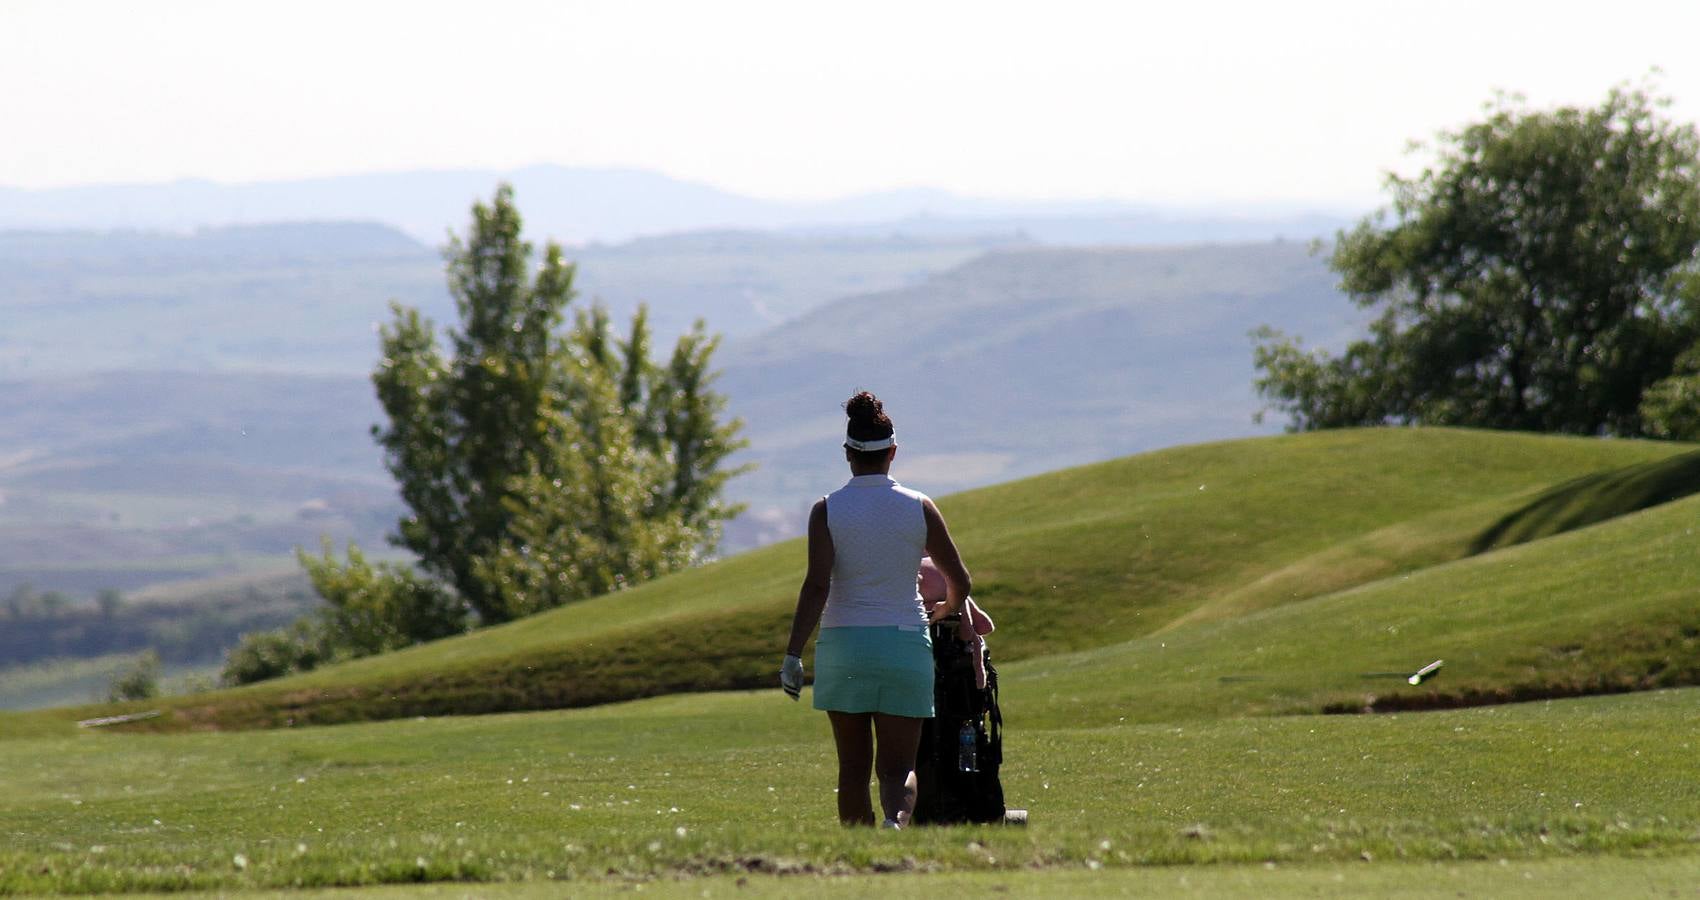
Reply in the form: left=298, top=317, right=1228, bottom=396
left=922, top=498, right=971, bottom=623
left=786, top=499, right=834, bottom=656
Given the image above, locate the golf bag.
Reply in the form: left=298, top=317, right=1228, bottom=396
left=912, top=615, right=1005, bottom=825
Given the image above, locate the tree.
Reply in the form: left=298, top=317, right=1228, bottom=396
left=4, top=583, right=37, bottom=619
left=1639, top=342, right=1700, bottom=439
left=655, top=321, right=750, bottom=545
left=358, top=184, right=743, bottom=625
left=1255, top=84, right=1700, bottom=436
left=218, top=541, right=465, bottom=687
left=471, top=309, right=747, bottom=617
left=96, top=588, right=123, bottom=620
left=371, top=184, right=570, bottom=623
left=107, top=650, right=160, bottom=702
left=37, top=590, right=68, bottom=617
left=221, top=622, right=324, bottom=687
left=236, top=187, right=746, bottom=684
left=297, top=539, right=467, bottom=657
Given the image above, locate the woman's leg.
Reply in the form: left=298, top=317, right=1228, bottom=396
left=872, top=713, right=925, bottom=827
left=827, top=711, right=876, bottom=826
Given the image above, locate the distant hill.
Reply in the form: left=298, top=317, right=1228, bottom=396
left=0, top=371, right=396, bottom=600
left=0, top=165, right=1350, bottom=245
left=717, top=240, right=1362, bottom=545
left=0, top=222, right=1014, bottom=599
left=0, top=224, right=1007, bottom=377
left=796, top=210, right=1346, bottom=245
left=0, top=221, right=423, bottom=267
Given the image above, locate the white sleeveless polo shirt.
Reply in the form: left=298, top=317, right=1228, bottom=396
left=821, top=473, right=930, bottom=629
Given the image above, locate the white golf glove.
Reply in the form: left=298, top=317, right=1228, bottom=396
left=780, top=654, right=804, bottom=701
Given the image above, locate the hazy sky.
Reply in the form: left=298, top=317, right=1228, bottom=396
left=5, top=0, right=1699, bottom=210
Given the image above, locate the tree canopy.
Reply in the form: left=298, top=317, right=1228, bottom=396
left=225, top=186, right=747, bottom=684
left=1255, top=85, right=1700, bottom=437
left=368, top=185, right=746, bottom=625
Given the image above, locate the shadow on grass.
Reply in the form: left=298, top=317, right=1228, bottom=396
left=1469, top=448, right=1700, bottom=555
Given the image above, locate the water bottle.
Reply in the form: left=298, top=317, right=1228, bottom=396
left=957, top=720, right=978, bottom=773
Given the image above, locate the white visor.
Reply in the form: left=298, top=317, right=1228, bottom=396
left=844, top=435, right=896, bottom=452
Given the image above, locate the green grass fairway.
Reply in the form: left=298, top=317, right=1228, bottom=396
left=93, top=855, right=1700, bottom=899
left=5, top=689, right=1700, bottom=894
left=31, top=427, right=1700, bottom=733
left=8, top=427, right=1700, bottom=894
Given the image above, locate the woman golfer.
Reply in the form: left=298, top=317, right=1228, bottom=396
left=781, top=391, right=972, bottom=829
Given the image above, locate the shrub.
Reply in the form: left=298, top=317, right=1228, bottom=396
left=106, top=650, right=160, bottom=702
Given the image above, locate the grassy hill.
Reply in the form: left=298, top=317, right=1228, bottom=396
left=8, top=426, right=1700, bottom=895
left=25, top=427, right=1699, bottom=734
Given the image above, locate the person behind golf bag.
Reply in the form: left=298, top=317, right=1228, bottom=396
left=781, top=391, right=974, bottom=830
left=912, top=558, right=1006, bottom=825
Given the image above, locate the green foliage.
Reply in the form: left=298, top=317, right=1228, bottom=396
left=369, top=184, right=745, bottom=625
left=220, top=622, right=326, bottom=686
left=297, top=540, right=468, bottom=658
left=655, top=320, right=750, bottom=544
left=220, top=546, right=466, bottom=686
left=247, top=186, right=747, bottom=685
left=104, top=650, right=159, bottom=703
left=473, top=310, right=749, bottom=617
left=1638, top=340, right=1700, bottom=438
left=1257, top=84, right=1700, bottom=435
left=372, top=185, right=564, bottom=623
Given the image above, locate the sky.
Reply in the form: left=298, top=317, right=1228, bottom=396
left=5, top=0, right=1700, bottom=211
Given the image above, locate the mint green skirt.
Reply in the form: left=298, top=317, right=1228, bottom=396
left=812, top=626, right=934, bottom=718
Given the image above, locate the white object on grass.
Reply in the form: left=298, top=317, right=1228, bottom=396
left=1408, top=659, right=1444, bottom=685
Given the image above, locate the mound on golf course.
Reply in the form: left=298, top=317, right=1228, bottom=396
left=17, top=426, right=1700, bottom=735
left=9, top=425, right=1700, bottom=897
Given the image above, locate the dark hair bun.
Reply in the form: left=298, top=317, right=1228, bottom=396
left=845, top=390, right=884, bottom=425
left=844, top=390, right=894, bottom=441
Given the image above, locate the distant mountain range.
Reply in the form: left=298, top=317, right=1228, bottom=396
left=0, top=224, right=1010, bottom=376
left=0, top=165, right=1353, bottom=245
